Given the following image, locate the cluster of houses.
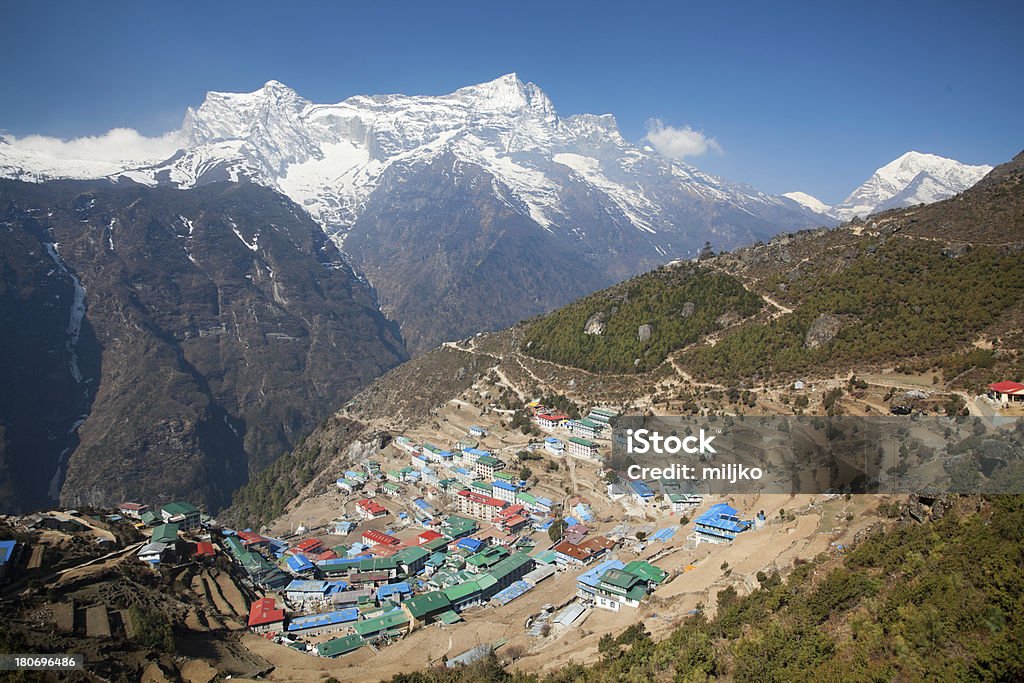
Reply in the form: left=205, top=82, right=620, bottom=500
left=210, top=421, right=694, bottom=658
left=231, top=511, right=553, bottom=657
left=233, top=501, right=675, bottom=659
left=117, top=407, right=763, bottom=661
left=123, top=501, right=219, bottom=566
left=530, top=405, right=619, bottom=461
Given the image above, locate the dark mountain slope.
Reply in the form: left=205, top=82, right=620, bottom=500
left=0, top=180, right=407, bottom=512
left=345, top=153, right=618, bottom=354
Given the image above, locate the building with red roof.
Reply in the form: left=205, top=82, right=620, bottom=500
left=370, top=543, right=401, bottom=557
left=361, top=529, right=400, bottom=547
left=236, top=530, right=270, bottom=547
left=192, top=541, right=217, bottom=559
left=248, top=597, right=285, bottom=633
left=456, top=489, right=508, bottom=519
left=535, top=413, right=569, bottom=429
left=356, top=498, right=388, bottom=519
left=118, top=502, right=149, bottom=520
left=293, top=538, right=325, bottom=555
left=989, top=381, right=1024, bottom=406
left=417, top=529, right=443, bottom=545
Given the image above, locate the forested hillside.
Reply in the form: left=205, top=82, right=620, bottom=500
left=521, top=263, right=763, bottom=373
left=685, top=239, right=1024, bottom=381
left=391, top=495, right=1024, bottom=682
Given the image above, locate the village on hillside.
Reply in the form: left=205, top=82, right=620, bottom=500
left=0, top=376, right=1018, bottom=676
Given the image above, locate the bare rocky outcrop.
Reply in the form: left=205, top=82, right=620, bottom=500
left=804, top=313, right=846, bottom=349
left=584, top=312, right=606, bottom=335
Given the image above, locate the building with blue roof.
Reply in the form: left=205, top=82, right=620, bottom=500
left=534, top=496, right=555, bottom=512
left=693, top=503, right=751, bottom=545
left=377, top=581, right=413, bottom=602
left=0, top=539, right=24, bottom=580
left=286, top=608, right=359, bottom=636
left=491, top=479, right=517, bottom=503
left=576, top=558, right=626, bottom=597
left=462, top=447, right=490, bottom=464
left=456, top=537, right=484, bottom=553
left=629, top=480, right=654, bottom=496
left=0, top=540, right=18, bottom=566
left=286, top=554, right=315, bottom=574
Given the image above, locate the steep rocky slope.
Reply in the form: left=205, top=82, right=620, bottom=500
left=0, top=179, right=406, bottom=512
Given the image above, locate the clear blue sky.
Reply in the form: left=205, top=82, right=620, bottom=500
left=1, top=1, right=1020, bottom=203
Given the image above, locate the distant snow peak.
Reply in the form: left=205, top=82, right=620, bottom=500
left=833, top=151, right=992, bottom=220
left=786, top=151, right=993, bottom=222
left=782, top=191, right=832, bottom=216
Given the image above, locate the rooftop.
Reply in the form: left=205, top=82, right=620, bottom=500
left=286, top=608, right=359, bottom=631
left=247, top=597, right=284, bottom=627
left=403, top=590, right=451, bottom=618
left=316, top=634, right=363, bottom=657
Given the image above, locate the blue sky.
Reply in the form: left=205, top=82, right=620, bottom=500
left=1, top=1, right=1020, bottom=203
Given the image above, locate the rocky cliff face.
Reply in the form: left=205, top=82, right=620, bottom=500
left=0, top=179, right=407, bottom=512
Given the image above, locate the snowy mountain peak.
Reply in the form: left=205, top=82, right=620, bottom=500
left=834, top=151, right=992, bottom=220
left=0, top=74, right=828, bottom=252
left=782, top=191, right=831, bottom=215
left=451, top=73, right=556, bottom=119
left=786, top=151, right=993, bottom=222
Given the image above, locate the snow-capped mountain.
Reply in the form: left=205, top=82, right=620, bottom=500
left=1, top=74, right=825, bottom=246
left=1, top=74, right=832, bottom=352
left=782, top=191, right=832, bottom=216
left=786, top=151, right=992, bottom=222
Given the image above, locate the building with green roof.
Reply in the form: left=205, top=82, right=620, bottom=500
left=421, top=537, right=450, bottom=553
left=443, top=580, right=484, bottom=611
left=393, top=546, right=430, bottom=575
left=567, top=436, right=601, bottom=460
left=316, top=634, right=364, bottom=657
left=159, top=501, right=200, bottom=530
left=151, top=523, right=179, bottom=544
left=594, top=567, right=649, bottom=611
left=465, top=545, right=510, bottom=573
left=442, top=515, right=477, bottom=539
left=357, top=556, right=399, bottom=573
left=623, top=560, right=669, bottom=585
left=353, top=611, right=410, bottom=640
left=401, top=590, right=452, bottom=630
left=485, top=552, right=534, bottom=591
